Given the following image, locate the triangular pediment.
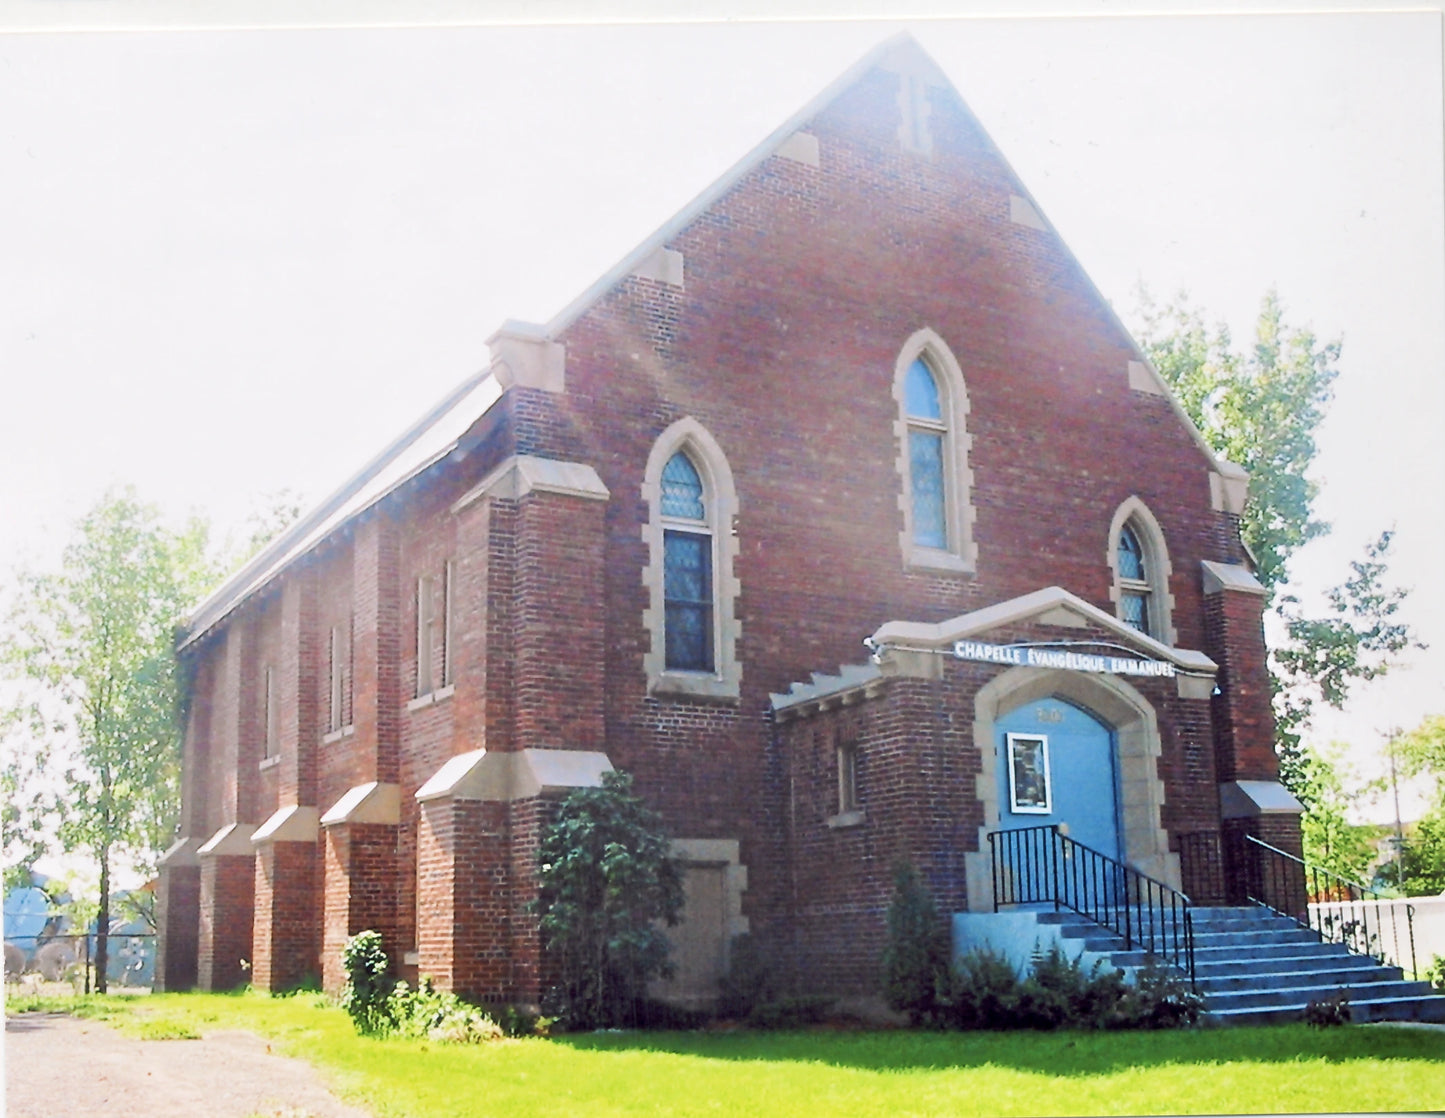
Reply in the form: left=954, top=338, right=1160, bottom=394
left=869, top=586, right=1216, bottom=673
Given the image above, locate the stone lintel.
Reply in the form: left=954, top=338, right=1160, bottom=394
left=197, top=823, right=258, bottom=858
left=1210, top=461, right=1250, bottom=515
left=630, top=246, right=684, bottom=287
left=252, top=804, right=321, bottom=845
left=1202, top=560, right=1267, bottom=597
left=1175, top=673, right=1216, bottom=701
left=775, top=131, right=820, bottom=167
left=320, top=782, right=402, bottom=827
left=415, top=748, right=613, bottom=803
left=1220, top=780, right=1304, bottom=820
left=1127, top=360, right=1166, bottom=395
left=487, top=320, right=565, bottom=393
left=159, top=835, right=202, bottom=867
left=452, top=454, right=610, bottom=514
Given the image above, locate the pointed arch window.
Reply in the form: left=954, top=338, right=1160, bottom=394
left=1116, top=525, right=1150, bottom=633
left=1108, top=500, right=1175, bottom=646
left=643, top=419, right=741, bottom=700
left=661, top=452, right=714, bottom=673
left=893, top=329, right=975, bottom=572
left=905, top=359, right=948, bottom=550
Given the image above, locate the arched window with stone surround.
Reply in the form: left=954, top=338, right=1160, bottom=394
left=660, top=450, right=714, bottom=673
left=1107, top=498, right=1175, bottom=646
left=893, top=328, right=975, bottom=573
left=642, top=418, right=740, bottom=700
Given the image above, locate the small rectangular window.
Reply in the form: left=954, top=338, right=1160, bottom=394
left=328, top=624, right=347, bottom=733
left=262, top=666, right=277, bottom=758
left=416, top=575, right=436, bottom=698
left=442, top=560, right=455, bottom=688
left=837, top=741, right=859, bottom=814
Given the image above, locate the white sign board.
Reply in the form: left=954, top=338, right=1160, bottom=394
left=952, top=639, right=1175, bottom=679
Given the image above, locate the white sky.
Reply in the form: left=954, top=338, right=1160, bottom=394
left=3, top=2, right=1442, bottom=825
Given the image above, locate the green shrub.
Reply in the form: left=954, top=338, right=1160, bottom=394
left=1424, top=954, right=1445, bottom=993
left=536, top=770, right=685, bottom=1030
left=1303, top=989, right=1351, bottom=1028
left=387, top=978, right=504, bottom=1043
left=880, top=861, right=951, bottom=1026
left=1112, top=958, right=1204, bottom=1030
left=340, top=930, right=395, bottom=1036
left=935, top=947, right=1021, bottom=1030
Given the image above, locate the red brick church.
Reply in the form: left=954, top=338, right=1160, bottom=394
left=155, top=35, right=1300, bottom=1005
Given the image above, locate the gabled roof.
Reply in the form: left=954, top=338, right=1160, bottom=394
left=182, top=372, right=500, bottom=647
left=183, top=33, right=1236, bottom=647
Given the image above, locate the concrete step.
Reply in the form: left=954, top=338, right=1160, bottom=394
left=1209, top=992, right=1445, bottom=1027
left=1192, top=928, right=1322, bottom=948
left=1192, top=948, right=1368, bottom=976
left=1205, top=979, right=1435, bottom=1013
left=1197, top=964, right=1405, bottom=993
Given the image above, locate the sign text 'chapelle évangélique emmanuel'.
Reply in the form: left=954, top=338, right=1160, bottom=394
left=952, top=640, right=1176, bottom=678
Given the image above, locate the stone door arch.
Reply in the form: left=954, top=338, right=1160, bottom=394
left=964, top=665, right=1178, bottom=912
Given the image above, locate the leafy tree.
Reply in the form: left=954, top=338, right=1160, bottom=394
left=2, top=705, right=52, bottom=891
left=1394, top=713, right=1445, bottom=777
left=535, top=769, right=684, bottom=1029
left=1293, top=743, right=1376, bottom=884
left=1272, top=532, right=1421, bottom=792
left=1394, top=808, right=1445, bottom=896
left=1134, top=288, right=1336, bottom=592
left=1, top=490, right=217, bottom=991
left=1388, top=715, right=1445, bottom=894
left=1134, top=290, right=1420, bottom=803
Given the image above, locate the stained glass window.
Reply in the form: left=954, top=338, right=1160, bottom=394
left=661, top=452, right=705, bottom=520
left=1118, top=525, right=1146, bottom=581
left=909, top=430, right=947, bottom=549
left=1121, top=591, right=1149, bottom=634
left=1117, top=523, right=1151, bottom=633
left=664, top=530, right=713, bottom=671
left=905, top=358, right=942, bottom=420
left=907, top=359, right=948, bottom=550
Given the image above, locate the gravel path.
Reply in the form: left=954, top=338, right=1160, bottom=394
left=5, top=1012, right=374, bottom=1118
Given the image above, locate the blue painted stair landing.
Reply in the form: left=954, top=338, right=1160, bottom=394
left=954, top=904, right=1445, bottom=1026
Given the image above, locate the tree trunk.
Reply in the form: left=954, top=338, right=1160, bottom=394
left=95, top=849, right=109, bottom=995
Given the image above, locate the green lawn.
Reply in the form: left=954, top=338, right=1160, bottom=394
left=9, top=991, right=1444, bottom=1116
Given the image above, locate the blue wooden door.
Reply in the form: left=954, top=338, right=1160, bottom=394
left=996, top=698, right=1120, bottom=861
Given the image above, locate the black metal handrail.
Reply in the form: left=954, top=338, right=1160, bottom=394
left=988, top=824, right=1195, bottom=985
left=1235, top=834, right=1417, bottom=977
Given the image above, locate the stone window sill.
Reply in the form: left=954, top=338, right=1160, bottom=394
left=406, top=684, right=455, bottom=713
left=258, top=755, right=282, bottom=772
left=649, top=672, right=740, bottom=704
left=321, top=725, right=355, bottom=745
left=906, top=546, right=972, bottom=575
left=826, top=809, right=866, bottom=830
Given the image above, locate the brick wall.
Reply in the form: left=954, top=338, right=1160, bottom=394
left=252, top=841, right=322, bottom=993
left=1204, top=588, right=1279, bottom=782
left=197, top=854, right=254, bottom=992
left=153, top=863, right=199, bottom=992
left=320, top=822, right=401, bottom=994
left=171, top=55, right=1276, bottom=1003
